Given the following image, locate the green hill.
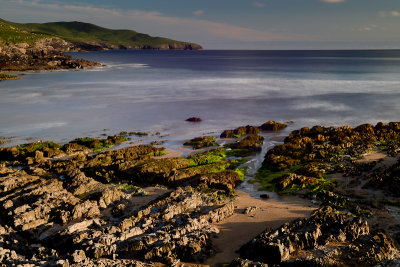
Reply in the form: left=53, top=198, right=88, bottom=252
left=0, top=18, right=51, bottom=44
left=0, top=18, right=202, bottom=49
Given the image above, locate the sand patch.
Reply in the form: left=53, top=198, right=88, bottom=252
left=205, top=190, right=317, bottom=266
left=356, top=150, right=387, bottom=163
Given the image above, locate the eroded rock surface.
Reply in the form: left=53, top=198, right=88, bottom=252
left=0, top=38, right=101, bottom=71
left=238, top=206, right=398, bottom=266
left=0, top=139, right=237, bottom=265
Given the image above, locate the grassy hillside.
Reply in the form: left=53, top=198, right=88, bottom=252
left=0, top=18, right=52, bottom=44
left=0, top=18, right=201, bottom=49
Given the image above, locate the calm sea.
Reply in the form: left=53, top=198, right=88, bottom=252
left=1, top=50, right=400, bottom=146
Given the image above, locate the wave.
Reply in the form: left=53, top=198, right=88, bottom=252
left=105, top=63, right=149, bottom=69
left=2, top=122, right=67, bottom=134
left=292, top=101, right=353, bottom=112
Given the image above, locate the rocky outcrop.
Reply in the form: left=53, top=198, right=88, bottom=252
left=260, top=121, right=287, bottom=131
left=0, top=73, right=19, bottom=81
left=184, top=136, right=217, bottom=149
left=0, top=38, right=101, bottom=71
left=0, top=143, right=235, bottom=265
left=0, top=171, right=233, bottom=265
left=237, top=206, right=398, bottom=266
left=258, top=122, right=400, bottom=194
left=221, top=125, right=260, bottom=138
left=0, top=135, right=241, bottom=265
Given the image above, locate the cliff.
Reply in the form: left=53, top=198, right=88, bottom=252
left=0, top=18, right=202, bottom=76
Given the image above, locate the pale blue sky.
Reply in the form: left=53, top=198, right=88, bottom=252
left=1, top=0, right=400, bottom=49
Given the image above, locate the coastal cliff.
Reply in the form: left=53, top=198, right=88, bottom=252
left=0, top=18, right=202, bottom=77
left=0, top=38, right=101, bottom=72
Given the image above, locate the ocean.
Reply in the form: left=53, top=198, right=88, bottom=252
left=1, top=49, right=400, bottom=147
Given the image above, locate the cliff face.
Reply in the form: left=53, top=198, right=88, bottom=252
left=0, top=19, right=203, bottom=73
left=69, top=41, right=202, bottom=52
left=0, top=38, right=101, bottom=71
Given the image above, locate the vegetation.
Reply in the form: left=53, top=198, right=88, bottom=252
left=0, top=18, right=201, bottom=48
left=71, top=135, right=130, bottom=151
left=187, top=148, right=227, bottom=166
left=17, top=141, right=61, bottom=152
left=184, top=136, right=218, bottom=150
left=0, top=18, right=52, bottom=44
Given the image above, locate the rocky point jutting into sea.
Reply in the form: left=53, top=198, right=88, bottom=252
left=0, top=18, right=202, bottom=80
left=0, top=38, right=102, bottom=74
left=1, top=120, right=400, bottom=266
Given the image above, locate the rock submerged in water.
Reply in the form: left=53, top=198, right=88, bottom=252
left=186, top=117, right=203, bottom=122
left=221, top=125, right=260, bottom=138
left=260, top=121, right=287, bottom=131
left=220, top=121, right=287, bottom=139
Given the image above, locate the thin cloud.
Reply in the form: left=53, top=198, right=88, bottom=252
left=252, top=2, right=265, bottom=8
left=320, top=0, right=346, bottom=3
left=4, top=0, right=305, bottom=45
left=390, top=11, right=400, bottom=17
left=192, top=10, right=204, bottom=16
left=379, top=11, right=400, bottom=17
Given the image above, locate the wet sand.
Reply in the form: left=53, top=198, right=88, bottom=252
left=205, top=190, right=318, bottom=266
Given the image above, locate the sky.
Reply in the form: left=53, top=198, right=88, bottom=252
left=1, top=0, right=400, bottom=49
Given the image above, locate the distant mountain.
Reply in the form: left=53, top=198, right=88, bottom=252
left=0, top=18, right=202, bottom=50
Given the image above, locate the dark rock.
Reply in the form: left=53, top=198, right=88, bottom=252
left=230, top=258, right=268, bottom=267
left=228, top=134, right=264, bottom=152
left=199, top=170, right=242, bottom=192
left=260, top=194, right=270, bottom=199
left=243, top=206, right=259, bottom=214
left=237, top=206, right=396, bottom=266
left=221, top=125, right=260, bottom=138
left=273, top=173, right=318, bottom=191
left=0, top=38, right=102, bottom=72
left=260, top=121, right=287, bottom=131
left=186, top=117, right=202, bottom=122
left=184, top=136, right=217, bottom=149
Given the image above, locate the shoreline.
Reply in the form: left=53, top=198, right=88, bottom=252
left=1, top=121, right=400, bottom=266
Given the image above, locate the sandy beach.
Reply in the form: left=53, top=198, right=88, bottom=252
left=205, top=190, right=318, bottom=266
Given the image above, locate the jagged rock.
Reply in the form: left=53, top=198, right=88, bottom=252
left=0, top=38, right=101, bottom=71
left=64, top=169, right=105, bottom=197
left=230, top=258, right=268, bottom=267
left=199, top=170, right=242, bottom=192
left=243, top=206, right=259, bottom=214
left=273, top=173, right=318, bottom=190
left=98, top=188, right=126, bottom=208
left=71, top=200, right=100, bottom=220
left=71, top=250, right=86, bottom=263
left=238, top=206, right=396, bottom=266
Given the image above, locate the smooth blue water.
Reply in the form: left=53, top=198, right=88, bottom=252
left=1, top=50, right=400, bottom=146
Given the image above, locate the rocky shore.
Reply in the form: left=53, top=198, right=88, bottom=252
left=1, top=121, right=400, bottom=266
left=0, top=34, right=201, bottom=77
left=0, top=38, right=101, bottom=74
